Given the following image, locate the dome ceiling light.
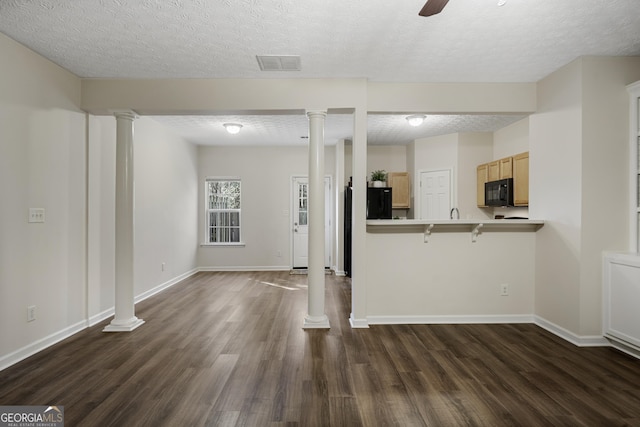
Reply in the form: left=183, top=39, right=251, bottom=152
left=223, top=123, right=243, bottom=134
left=406, top=115, right=426, bottom=127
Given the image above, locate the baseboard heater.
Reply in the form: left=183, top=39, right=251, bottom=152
left=603, top=252, right=640, bottom=355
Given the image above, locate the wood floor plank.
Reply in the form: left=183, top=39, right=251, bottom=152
left=2, top=271, right=640, bottom=426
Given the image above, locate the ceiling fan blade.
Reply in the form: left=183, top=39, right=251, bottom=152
left=419, top=0, right=449, bottom=16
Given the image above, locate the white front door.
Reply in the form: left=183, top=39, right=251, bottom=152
left=420, top=169, right=452, bottom=219
left=292, top=177, right=331, bottom=268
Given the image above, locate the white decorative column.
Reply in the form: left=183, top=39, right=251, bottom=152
left=303, top=110, right=330, bottom=329
left=104, top=111, right=145, bottom=332
left=349, top=107, right=369, bottom=328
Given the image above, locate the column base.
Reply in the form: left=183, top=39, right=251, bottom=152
left=103, top=317, right=145, bottom=332
left=303, top=314, right=330, bottom=329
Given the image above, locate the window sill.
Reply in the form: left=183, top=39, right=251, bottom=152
left=200, top=242, right=246, bottom=247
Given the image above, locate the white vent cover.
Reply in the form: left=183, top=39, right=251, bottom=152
left=256, top=55, right=301, bottom=71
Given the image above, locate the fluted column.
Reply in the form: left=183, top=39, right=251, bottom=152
left=103, top=111, right=145, bottom=332
left=303, top=110, right=330, bottom=329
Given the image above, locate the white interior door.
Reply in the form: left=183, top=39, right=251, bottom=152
left=292, top=177, right=331, bottom=268
left=420, top=169, right=451, bottom=219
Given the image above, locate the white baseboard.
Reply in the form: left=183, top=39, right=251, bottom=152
left=533, top=316, right=609, bottom=347
left=135, top=268, right=199, bottom=304
left=198, top=266, right=290, bottom=272
left=606, top=337, right=640, bottom=359
left=334, top=270, right=346, bottom=277
left=88, top=269, right=199, bottom=327
left=0, top=320, right=87, bottom=372
left=88, top=308, right=115, bottom=327
left=1, top=268, right=200, bottom=372
left=367, top=314, right=535, bottom=325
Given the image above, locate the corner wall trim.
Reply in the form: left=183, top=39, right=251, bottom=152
left=349, top=314, right=369, bottom=328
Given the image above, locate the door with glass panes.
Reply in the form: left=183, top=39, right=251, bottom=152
left=292, top=176, right=331, bottom=268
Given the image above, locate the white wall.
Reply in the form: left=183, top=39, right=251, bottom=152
left=493, top=118, right=529, bottom=159
left=458, top=132, right=493, bottom=220
left=197, top=145, right=336, bottom=269
left=87, top=116, right=116, bottom=319
left=530, top=59, right=584, bottom=334
left=133, top=117, right=199, bottom=294
left=579, top=57, right=640, bottom=335
left=0, top=30, right=200, bottom=367
left=0, top=33, right=87, bottom=367
left=367, top=145, right=407, bottom=179
left=530, top=56, right=640, bottom=337
left=87, top=116, right=199, bottom=321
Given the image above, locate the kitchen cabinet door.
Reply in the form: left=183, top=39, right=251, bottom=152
left=500, top=156, right=513, bottom=179
left=487, top=161, right=500, bottom=182
left=387, top=172, right=410, bottom=209
left=513, top=152, right=529, bottom=206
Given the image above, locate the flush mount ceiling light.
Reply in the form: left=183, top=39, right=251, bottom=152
left=223, top=123, right=243, bottom=134
left=406, top=115, right=426, bottom=127
left=497, top=0, right=507, bottom=5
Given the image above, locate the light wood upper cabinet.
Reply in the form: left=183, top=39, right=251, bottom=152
left=499, top=157, right=513, bottom=179
left=477, top=164, right=488, bottom=207
left=477, top=151, right=529, bottom=207
left=487, top=161, right=500, bottom=182
left=513, top=152, right=529, bottom=206
left=387, top=172, right=410, bottom=209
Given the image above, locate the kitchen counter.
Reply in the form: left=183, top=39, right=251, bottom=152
left=366, top=219, right=544, bottom=242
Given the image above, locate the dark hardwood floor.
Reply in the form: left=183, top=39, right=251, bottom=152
left=2, top=271, right=640, bottom=426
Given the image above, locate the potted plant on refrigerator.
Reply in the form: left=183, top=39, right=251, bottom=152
left=370, top=170, right=387, bottom=187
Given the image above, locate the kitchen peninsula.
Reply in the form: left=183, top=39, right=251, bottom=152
left=363, top=218, right=544, bottom=326
left=367, top=218, right=543, bottom=242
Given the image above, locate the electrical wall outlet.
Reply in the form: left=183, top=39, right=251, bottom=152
left=500, top=284, right=509, bottom=296
left=28, top=208, right=45, bottom=223
left=27, top=305, right=36, bottom=322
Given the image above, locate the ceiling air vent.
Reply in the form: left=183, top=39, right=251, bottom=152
left=256, top=55, right=301, bottom=71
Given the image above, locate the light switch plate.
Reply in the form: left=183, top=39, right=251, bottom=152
left=29, top=208, right=45, bottom=223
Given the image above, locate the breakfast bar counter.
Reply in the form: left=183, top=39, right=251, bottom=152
left=366, top=219, right=544, bottom=242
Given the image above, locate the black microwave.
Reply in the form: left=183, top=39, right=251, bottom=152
left=485, top=178, right=514, bottom=207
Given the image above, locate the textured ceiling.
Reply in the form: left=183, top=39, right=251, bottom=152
left=1, top=0, right=638, bottom=81
left=1, top=0, right=638, bottom=145
left=152, top=113, right=526, bottom=146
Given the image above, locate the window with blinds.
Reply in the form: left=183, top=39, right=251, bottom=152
left=205, top=178, right=241, bottom=244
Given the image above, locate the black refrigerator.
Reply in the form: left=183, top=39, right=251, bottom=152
left=366, top=187, right=392, bottom=219
left=344, top=186, right=393, bottom=277
left=344, top=186, right=352, bottom=277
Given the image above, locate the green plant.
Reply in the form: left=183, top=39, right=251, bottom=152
left=370, top=170, right=387, bottom=182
